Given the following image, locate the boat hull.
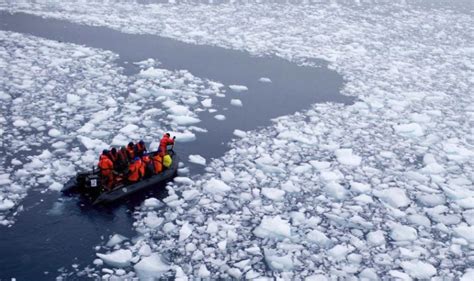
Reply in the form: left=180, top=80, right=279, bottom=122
left=62, top=153, right=179, bottom=205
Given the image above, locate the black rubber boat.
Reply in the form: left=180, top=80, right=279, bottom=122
left=62, top=151, right=179, bottom=205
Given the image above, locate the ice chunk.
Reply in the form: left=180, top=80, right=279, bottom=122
left=188, top=154, right=206, bottom=166
left=203, top=179, right=231, bottom=194
left=0, top=199, right=15, bottom=211
left=264, top=249, right=293, bottom=271
left=453, top=225, right=474, bottom=243
left=139, top=67, right=167, bottom=78
left=233, top=129, right=247, bottom=138
left=172, top=131, right=196, bottom=143
left=13, top=119, right=28, bottom=127
left=106, top=234, right=128, bottom=247
left=138, top=244, right=152, bottom=257
left=400, top=260, right=436, bottom=279
left=134, top=253, right=171, bottom=279
left=119, top=124, right=139, bottom=134
left=335, top=149, right=361, bottom=166
left=394, top=123, right=424, bottom=137
left=328, top=244, right=353, bottom=261
left=309, top=161, right=331, bottom=170
left=144, top=212, right=164, bottom=229
left=66, top=93, right=81, bottom=104
left=373, top=188, right=410, bottom=208
left=170, top=115, right=201, bottom=125
left=96, top=249, right=132, bottom=268
left=201, top=98, right=212, bottom=107
left=179, top=222, right=194, bottom=241
left=214, top=114, right=226, bottom=121
left=0, top=91, right=11, bottom=101
left=48, top=129, right=62, bottom=138
left=230, top=99, right=243, bottom=106
left=350, top=181, right=371, bottom=194
left=359, top=268, right=378, bottom=280
left=143, top=198, right=162, bottom=208
left=261, top=187, right=285, bottom=201
left=324, top=182, right=347, bottom=200
left=220, top=170, right=235, bottom=182
left=461, top=269, right=474, bottom=281
left=259, top=77, right=272, bottom=83
left=305, top=274, right=328, bottom=281
left=306, top=229, right=331, bottom=248
left=228, top=268, right=242, bottom=279
left=229, top=84, right=248, bottom=92
left=174, top=177, right=193, bottom=185
left=198, top=264, right=211, bottom=278
left=254, top=216, right=291, bottom=239
left=49, top=182, right=63, bottom=191
left=281, top=181, right=301, bottom=192
left=182, top=189, right=200, bottom=201
left=367, top=230, right=385, bottom=246
left=390, top=224, right=417, bottom=241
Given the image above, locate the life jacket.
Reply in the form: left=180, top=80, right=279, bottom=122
left=142, top=154, right=151, bottom=164
left=159, top=134, right=174, bottom=156
left=98, top=154, right=114, bottom=177
left=152, top=154, right=163, bottom=174
left=138, top=158, right=146, bottom=178
left=109, top=150, right=118, bottom=163
left=127, top=161, right=141, bottom=182
left=163, top=154, right=172, bottom=168
left=117, top=149, right=128, bottom=163
left=135, top=142, right=147, bottom=157
left=126, top=145, right=135, bottom=160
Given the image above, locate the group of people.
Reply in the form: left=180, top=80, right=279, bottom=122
left=97, top=133, right=176, bottom=190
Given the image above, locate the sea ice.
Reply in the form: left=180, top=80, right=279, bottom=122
left=188, top=154, right=206, bottom=166
left=96, top=249, right=132, bottom=268
left=259, top=77, right=272, bottom=83
left=229, top=85, right=248, bottom=92
left=230, top=99, right=243, bottom=107
left=254, top=216, right=291, bottom=239
left=134, top=253, right=171, bottom=279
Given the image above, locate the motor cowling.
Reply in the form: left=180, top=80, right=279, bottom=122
left=85, top=174, right=100, bottom=189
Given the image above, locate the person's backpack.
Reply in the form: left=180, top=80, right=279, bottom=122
left=163, top=154, right=172, bottom=168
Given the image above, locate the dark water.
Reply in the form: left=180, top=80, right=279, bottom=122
left=0, top=12, right=351, bottom=280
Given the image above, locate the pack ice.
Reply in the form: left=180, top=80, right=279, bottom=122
left=1, top=0, right=473, bottom=279
left=0, top=29, right=227, bottom=225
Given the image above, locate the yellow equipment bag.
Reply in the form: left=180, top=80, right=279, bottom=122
left=163, top=154, right=172, bottom=168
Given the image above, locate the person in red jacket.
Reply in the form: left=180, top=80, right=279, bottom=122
left=109, top=147, right=118, bottom=164
left=135, top=140, right=147, bottom=157
left=98, top=149, right=114, bottom=190
left=127, top=157, right=141, bottom=183
left=116, top=146, right=129, bottom=173
left=141, top=152, right=152, bottom=178
left=126, top=142, right=135, bottom=160
left=152, top=154, right=163, bottom=174
left=159, top=133, right=175, bottom=156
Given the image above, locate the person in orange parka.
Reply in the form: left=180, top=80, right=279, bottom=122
left=151, top=153, right=163, bottom=174
left=127, top=157, right=142, bottom=183
left=98, top=149, right=114, bottom=190
left=135, top=140, right=147, bottom=158
left=141, top=152, right=152, bottom=178
left=159, top=133, right=175, bottom=156
left=126, top=142, right=135, bottom=161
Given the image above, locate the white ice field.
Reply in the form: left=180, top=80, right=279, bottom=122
left=1, top=0, right=473, bottom=280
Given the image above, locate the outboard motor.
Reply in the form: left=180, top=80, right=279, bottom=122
left=85, top=174, right=101, bottom=190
